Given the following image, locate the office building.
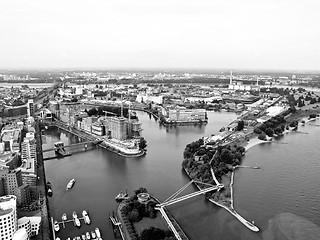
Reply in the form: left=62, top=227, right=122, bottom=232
left=0, top=195, right=17, bottom=240
left=4, top=169, right=23, bottom=195
left=27, top=100, right=34, bottom=117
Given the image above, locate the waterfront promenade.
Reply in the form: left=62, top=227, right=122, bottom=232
left=35, top=120, right=51, bottom=240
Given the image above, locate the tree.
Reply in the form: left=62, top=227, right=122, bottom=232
left=265, top=128, right=274, bottom=137
left=128, top=209, right=139, bottom=222
left=258, top=132, right=266, bottom=140
left=139, top=137, right=147, bottom=150
left=254, top=127, right=262, bottom=134
left=134, top=187, right=147, bottom=195
left=237, top=120, right=245, bottom=131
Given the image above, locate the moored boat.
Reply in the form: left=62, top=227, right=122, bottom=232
left=81, top=234, right=86, bottom=240
left=82, top=210, right=91, bottom=224
left=91, top=231, right=96, bottom=239
left=74, top=218, right=81, bottom=228
left=54, top=220, right=60, bottom=232
left=48, top=188, right=53, bottom=197
left=86, top=232, right=91, bottom=240
left=115, top=188, right=129, bottom=201
left=62, top=213, right=67, bottom=221
left=95, top=228, right=101, bottom=239
left=47, top=181, right=53, bottom=196
left=73, top=211, right=81, bottom=227
left=66, top=179, right=76, bottom=190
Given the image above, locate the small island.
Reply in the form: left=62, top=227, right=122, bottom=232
left=112, top=187, right=189, bottom=240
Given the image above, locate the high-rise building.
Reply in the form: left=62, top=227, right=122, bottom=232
left=4, top=169, right=23, bottom=195
left=0, top=195, right=17, bottom=240
left=27, top=100, right=34, bottom=117
left=14, top=184, right=31, bottom=206
left=104, top=117, right=127, bottom=140
left=19, top=138, right=37, bottom=187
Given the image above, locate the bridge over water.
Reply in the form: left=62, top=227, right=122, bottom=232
left=155, top=180, right=223, bottom=240
left=42, top=140, right=102, bottom=153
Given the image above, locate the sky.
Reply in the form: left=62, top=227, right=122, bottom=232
left=0, top=0, right=320, bottom=71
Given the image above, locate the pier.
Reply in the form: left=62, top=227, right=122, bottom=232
left=184, top=167, right=260, bottom=232
left=109, top=215, right=125, bottom=240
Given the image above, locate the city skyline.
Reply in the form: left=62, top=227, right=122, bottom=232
left=1, top=0, right=320, bottom=71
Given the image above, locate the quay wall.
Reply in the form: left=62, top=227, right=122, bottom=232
left=35, top=120, right=52, bottom=240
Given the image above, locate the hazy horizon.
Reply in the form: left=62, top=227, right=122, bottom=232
left=1, top=0, right=320, bottom=71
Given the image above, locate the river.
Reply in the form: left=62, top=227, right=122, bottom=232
left=43, top=111, right=320, bottom=240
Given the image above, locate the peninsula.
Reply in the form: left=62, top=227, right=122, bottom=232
left=182, top=86, right=320, bottom=232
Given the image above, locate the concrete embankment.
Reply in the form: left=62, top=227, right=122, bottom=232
left=35, top=121, right=52, bottom=240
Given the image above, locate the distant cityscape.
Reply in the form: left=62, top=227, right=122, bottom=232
left=0, top=69, right=320, bottom=240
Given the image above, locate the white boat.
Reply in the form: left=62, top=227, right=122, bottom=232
left=86, top=232, right=91, bottom=240
left=56, top=238, right=61, bottom=240
left=82, top=210, right=91, bottom=225
left=76, top=237, right=81, bottom=240
left=48, top=188, right=53, bottom=196
left=95, top=228, right=101, bottom=239
left=54, top=220, right=60, bottom=232
left=91, top=231, right=96, bottom=239
left=62, top=213, right=67, bottom=221
left=81, top=234, right=86, bottom=240
left=66, top=238, right=71, bottom=240
left=74, top=218, right=81, bottom=228
left=72, top=211, right=81, bottom=227
left=66, top=179, right=76, bottom=190
left=115, top=188, right=129, bottom=201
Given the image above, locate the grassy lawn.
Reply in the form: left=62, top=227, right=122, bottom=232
left=133, top=215, right=169, bottom=235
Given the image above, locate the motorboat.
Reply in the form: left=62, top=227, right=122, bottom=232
left=48, top=188, right=53, bottom=197
left=91, top=231, right=96, bottom=239
left=47, top=181, right=53, bottom=197
left=74, top=217, right=81, bottom=228
left=66, top=179, right=76, bottom=190
left=86, top=232, right=91, bottom=240
left=73, top=211, right=81, bottom=227
left=54, top=220, right=60, bottom=232
left=56, top=238, right=61, bottom=240
left=82, top=210, right=91, bottom=225
left=115, top=188, right=129, bottom=201
left=66, top=238, right=71, bottom=240
left=62, top=213, right=67, bottom=221
left=81, top=234, right=86, bottom=240
left=76, top=236, right=81, bottom=240
left=95, top=228, right=101, bottom=239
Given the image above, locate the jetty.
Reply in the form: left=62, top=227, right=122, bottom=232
left=184, top=167, right=260, bottom=232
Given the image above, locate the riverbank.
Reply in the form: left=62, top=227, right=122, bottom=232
left=99, top=139, right=146, bottom=158
left=35, top=121, right=51, bottom=240
left=160, top=119, right=208, bottom=126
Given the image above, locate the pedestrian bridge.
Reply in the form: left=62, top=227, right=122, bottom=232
left=157, top=180, right=221, bottom=208
left=154, top=180, right=223, bottom=240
